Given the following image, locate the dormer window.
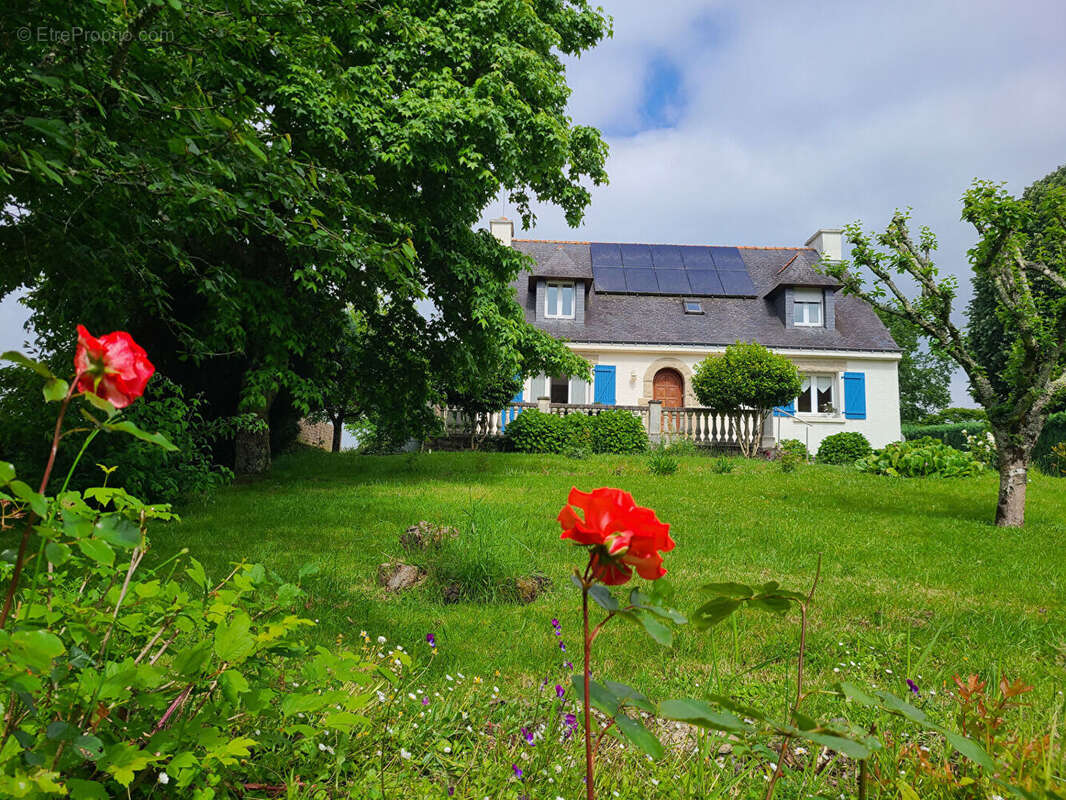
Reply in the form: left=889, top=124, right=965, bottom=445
left=683, top=300, right=704, bottom=315
left=793, top=288, right=824, bottom=327
left=545, top=281, right=575, bottom=319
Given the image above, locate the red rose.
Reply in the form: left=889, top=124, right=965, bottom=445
left=74, top=325, right=155, bottom=409
left=557, top=487, right=675, bottom=586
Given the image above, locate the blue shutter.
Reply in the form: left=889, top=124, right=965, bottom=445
left=773, top=400, right=796, bottom=418
left=593, top=365, right=616, bottom=405
left=501, top=385, right=524, bottom=432
left=843, top=372, right=866, bottom=419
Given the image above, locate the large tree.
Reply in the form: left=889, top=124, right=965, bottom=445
left=0, top=0, right=609, bottom=473
left=875, top=311, right=953, bottom=423
left=823, top=178, right=1066, bottom=527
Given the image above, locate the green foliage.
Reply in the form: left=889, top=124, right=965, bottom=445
left=2, top=0, right=610, bottom=471
left=1047, top=442, right=1066, bottom=476
left=856, top=437, right=985, bottom=478
left=921, top=407, right=987, bottom=425
left=816, top=432, right=873, bottom=465
left=1033, top=412, right=1066, bottom=476
left=778, top=439, right=809, bottom=460
left=711, top=456, right=737, bottom=473
left=590, top=409, right=648, bottom=455
left=692, top=343, right=801, bottom=457
left=777, top=448, right=804, bottom=473
left=561, top=412, right=596, bottom=454
left=902, top=421, right=985, bottom=450
left=504, top=410, right=566, bottom=453
left=876, top=312, right=954, bottom=423
left=648, top=443, right=680, bottom=476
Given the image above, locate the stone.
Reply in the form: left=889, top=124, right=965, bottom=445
left=377, top=562, right=426, bottom=593
left=400, top=521, right=459, bottom=551
left=514, top=574, right=552, bottom=604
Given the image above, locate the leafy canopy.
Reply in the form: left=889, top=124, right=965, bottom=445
left=692, top=343, right=802, bottom=414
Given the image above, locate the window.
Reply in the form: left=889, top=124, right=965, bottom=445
left=545, top=281, right=575, bottom=319
left=682, top=300, right=704, bottom=314
left=796, top=374, right=836, bottom=414
left=793, top=288, right=823, bottom=327
left=550, top=376, right=570, bottom=403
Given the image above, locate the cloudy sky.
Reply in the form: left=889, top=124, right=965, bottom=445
left=485, top=0, right=1066, bottom=403
left=5, top=0, right=1065, bottom=404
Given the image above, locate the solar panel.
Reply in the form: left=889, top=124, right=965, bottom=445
left=650, top=245, right=684, bottom=268
left=590, top=242, right=622, bottom=266
left=719, top=270, right=756, bottom=295
left=624, top=268, right=658, bottom=293
left=654, top=269, right=691, bottom=294
left=710, top=246, right=746, bottom=271
left=686, top=270, right=724, bottom=295
left=620, top=243, right=653, bottom=267
left=679, top=246, right=714, bottom=268
left=592, top=266, right=626, bottom=292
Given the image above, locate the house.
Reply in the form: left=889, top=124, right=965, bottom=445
left=490, top=219, right=902, bottom=450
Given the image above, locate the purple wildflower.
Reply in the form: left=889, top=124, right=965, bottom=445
left=563, top=660, right=573, bottom=670
left=448, top=789, right=454, bottom=797
left=563, top=712, right=578, bottom=739
left=551, top=618, right=560, bottom=628
left=521, top=726, right=534, bottom=745
left=426, top=633, right=436, bottom=647
left=512, top=764, right=523, bottom=779
left=422, top=697, right=430, bottom=706
left=555, top=684, right=565, bottom=699
left=558, top=641, right=566, bottom=652
left=907, top=679, right=920, bottom=696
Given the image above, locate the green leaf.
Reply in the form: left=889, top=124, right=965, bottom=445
left=46, top=721, right=76, bottom=741
left=185, top=557, right=208, bottom=590
left=72, top=735, right=104, bottom=761
left=10, top=629, right=65, bottom=673
left=748, top=593, right=794, bottom=615
left=45, top=541, right=71, bottom=566
left=604, top=680, right=656, bottom=714
left=799, top=730, right=873, bottom=760
left=628, top=589, right=687, bottom=623
left=614, top=713, right=664, bottom=759
left=897, top=780, right=921, bottom=800
left=67, top=778, right=110, bottom=799
left=103, top=742, right=158, bottom=787
left=692, top=596, right=743, bottom=630
left=94, top=515, right=141, bottom=549
left=214, top=612, right=256, bottom=664
left=81, top=391, right=116, bottom=415
left=172, top=640, right=213, bottom=677
left=837, top=682, right=881, bottom=708
left=322, top=710, right=371, bottom=733
left=700, top=582, right=753, bottom=598
left=298, top=562, right=320, bottom=580
left=1, top=350, right=54, bottom=379
left=77, top=538, right=114, bottom=567
left=0, top=461, right=14, bottom=484
left=220, top=669, right=250, bottom=704
left=872, top=690, right=930, bottom=725
left=943, top=730, right=997, bottom=770
left=619, top=610, right=672, bottom=646
left=8, top=480, right=48, bottom=517
left=570, top=674, right=620, bottom=716
left=103, top=420, right=178, bottom=451
left=43, top=377, right=69, bottom=402
left=658, top=699, right=752, bottom=732
left=587, top=584, right=618, bottom=612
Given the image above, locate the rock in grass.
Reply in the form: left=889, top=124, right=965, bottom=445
left=400, top=521, right=459, bottom=551
left=377, top=562, right=426, bottom=593
left=514, top=574, right=552, bottom=604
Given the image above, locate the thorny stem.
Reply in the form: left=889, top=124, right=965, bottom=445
left=0, top=383, right=75, bottom=629
left=764, top=554, right=822, bottom=800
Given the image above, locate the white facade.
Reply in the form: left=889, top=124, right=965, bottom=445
left=520, top=343, right=902, bottom=450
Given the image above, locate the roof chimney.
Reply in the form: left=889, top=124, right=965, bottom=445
left=804, top=228, right=843, bottom=261
left=489, top=217, right=514, bottom=247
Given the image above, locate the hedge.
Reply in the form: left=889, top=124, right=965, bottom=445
left=505, top=409, right=648, bottom=455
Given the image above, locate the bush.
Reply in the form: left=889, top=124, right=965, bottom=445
left=856, top=436, right=985, bottom=477
left=1033, top=411, right=1066, bottom=476
left=663, top=437, right=699, bottom=457
left=902, top=421, right=984, bottom=450
left=648, top=443, right=679, bottom=475
left=921, top=407, right=987, bottom=425
left=778, top=448, right=804, bottom=473
left=778, top=438, right=809, bottom=461
left=711, top=456, right=736, bottom=473
left=816, top=431, right=873, bottom=465
left=504, top=409, right=565, bottom=453
left=590, top=409, right=648, bottom=454
left=561, top=412, right=595, bottom=452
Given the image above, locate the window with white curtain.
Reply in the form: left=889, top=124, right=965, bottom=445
left=545, top=281, right=575, bottom=319
left=793, top=288, right=824, bottom=327
left=796, top=374, right=836, bottom=414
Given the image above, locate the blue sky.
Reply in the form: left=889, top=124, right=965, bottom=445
left=483, top=0, right=1066, bottom=404
left=5, top=1, right=1066, bottom=405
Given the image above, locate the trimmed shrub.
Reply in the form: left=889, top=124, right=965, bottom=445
left=901, top=421, right=985, bottom=450
left=856, top=437, right=984, bottom=477
left=504, top=409, right=565, bottom=453
left=1033, top=411, right=1066, bottom=476
left=590, top=409, right=648, bottom=454
left=921, top=407, right=987, bottom=425
left=561, top=412, right=595, bottom=451
left=816, top=431, right=873, bottom=465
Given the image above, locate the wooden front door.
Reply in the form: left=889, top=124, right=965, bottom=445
left=653, top=368, right=684, bottom=408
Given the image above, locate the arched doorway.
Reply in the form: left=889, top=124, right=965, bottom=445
left=652, top=368, right=684, bottom=408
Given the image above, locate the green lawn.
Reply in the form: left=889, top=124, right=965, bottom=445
left=160, top=448, right=1066, bottom=736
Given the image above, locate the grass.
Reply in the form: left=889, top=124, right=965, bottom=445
left=154, top=448, right=1066, bottom=796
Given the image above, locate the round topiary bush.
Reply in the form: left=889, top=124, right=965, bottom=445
left=590, top=408, right=648, bottom=454
left=778, top=438, right=809, bottom=461
left=816, top=431, right=872, bottom=465
left=504, top=409, right=565, bottom=453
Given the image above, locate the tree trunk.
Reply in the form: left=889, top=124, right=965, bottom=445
left=235, top=393, right=275, bottom=476
left=995, top=448, right=1029, bottom=527
left=331, top=415, right=343, bottom=453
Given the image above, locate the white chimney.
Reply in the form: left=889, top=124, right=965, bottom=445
left=489, top=217, right=514, bottom=247
left=804, top=228, right=843, bottom=261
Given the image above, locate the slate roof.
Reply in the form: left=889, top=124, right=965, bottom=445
left=511, top=239, right=899, bottom=352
